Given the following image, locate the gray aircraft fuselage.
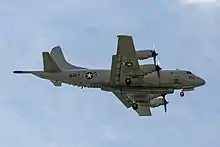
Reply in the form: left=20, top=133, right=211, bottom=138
left=28, top=69, right=205, bottom=92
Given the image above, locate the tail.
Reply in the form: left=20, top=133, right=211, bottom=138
left=42, top=52, right=61, bottom=72
left=13, top=52, right=61, bottom=73
left=50, top=46, right=86, bottom=70
left=14, top=52, right=63, bottom=87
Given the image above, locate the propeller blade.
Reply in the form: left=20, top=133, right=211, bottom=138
left=151, top=44, right=161, bottom=82
left=155, top=64, right=161, bottom=83
left=162, top=95, right=169, bottom=113
left=157, top=59, right=160, bottom=66
left=153, top=43, right=155, bottom=49
left=151, top=44, right=158, bottom=66
left=153, top=56, right=156, bottom=66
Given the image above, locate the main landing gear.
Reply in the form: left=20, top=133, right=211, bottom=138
left=125, top=78, right=132, bottom=86
left=132, top=103, right=138, bottom=110
left=180, top=91, right=184, bottom=97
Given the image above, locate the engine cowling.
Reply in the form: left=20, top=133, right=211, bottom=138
left=149, top=98, right=165, bottom=108
left=140, top=64, right=157, bottom=74
left=136, top=50, right=153, bottom=60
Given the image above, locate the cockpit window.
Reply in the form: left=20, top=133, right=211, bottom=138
left=186, top=71, right=192, bottom=74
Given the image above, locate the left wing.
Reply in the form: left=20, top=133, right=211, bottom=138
left=112, top=91, right=153, bottom=116
left=113, top=92, right=132, bottom=108
left=135, top=105, right=152, bottom=116
left=110, top=35, right=144, bottom=85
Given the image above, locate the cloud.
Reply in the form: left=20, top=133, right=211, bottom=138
left=181, top=0, right=220, bottom=6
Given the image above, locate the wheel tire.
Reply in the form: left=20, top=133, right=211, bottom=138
left=180, top=91, right=184, bottom=97
left=132, top=103, right=138, bottom=110
left=125, top=78, right=131, bottom=85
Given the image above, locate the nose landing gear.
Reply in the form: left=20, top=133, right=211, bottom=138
left=180, top=91, right=184, bottom=97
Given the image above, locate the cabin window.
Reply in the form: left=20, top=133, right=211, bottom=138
left=189, top=76, right=195, bottom=80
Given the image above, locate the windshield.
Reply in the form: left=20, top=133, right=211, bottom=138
left=186, top=71, right=192, bottom=74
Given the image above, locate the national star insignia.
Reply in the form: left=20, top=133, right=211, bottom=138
left=125, top=61, right=133, bottom=67
left=85, top=72, right=93, bottom=79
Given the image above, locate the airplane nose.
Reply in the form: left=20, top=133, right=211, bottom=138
left=198, top=77, right=206, bottom=86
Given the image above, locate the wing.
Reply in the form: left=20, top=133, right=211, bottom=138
left=135, top=105, right=152, bottom=116
left=112, top=91, right=152, bottom=116
left=113, top=92, right=132, bottom=108
left=110, top=35, right=144, bottom=85
left=127, top=93, right=152, bottom=116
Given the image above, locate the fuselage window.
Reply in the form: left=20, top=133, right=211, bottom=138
left=189, top=76, right=195, bottom=80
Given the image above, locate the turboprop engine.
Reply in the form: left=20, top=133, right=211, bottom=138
left=149, top=98, right=167, bottom=108
left=136, top=50, right=158, bottom=60
left=140, top=64, right=162, bottom=74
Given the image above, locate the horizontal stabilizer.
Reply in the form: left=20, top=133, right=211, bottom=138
left=43, top=52, right=61, bottom=72
left=13, top=71, right=33, bottom=74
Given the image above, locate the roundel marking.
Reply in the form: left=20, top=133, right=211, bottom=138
left=85, top=72, right=93, bottom=79
left=125, top=61, right=133, bottom=67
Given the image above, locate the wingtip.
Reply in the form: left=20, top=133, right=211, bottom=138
left=117, top=35, right=132, bottom=38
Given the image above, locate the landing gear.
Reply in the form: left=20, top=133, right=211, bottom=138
left=180, top=91, right=184, bottom=97
left=125, top=78, right=131, bottom=85
left=132, top=103, right=138, bottom=110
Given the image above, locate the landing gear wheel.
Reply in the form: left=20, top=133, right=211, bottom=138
left=180, top=91, right=184, bottom=97
left=132, top=103, right=138, bottom=110
left=125, top=78, right=131, bottom=85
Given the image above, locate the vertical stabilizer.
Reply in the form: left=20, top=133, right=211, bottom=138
left=42, top=52, right=61, bottom=72
left=50, top=46, right=86, bottom=70
left=42, top=52, right=62, bottom=86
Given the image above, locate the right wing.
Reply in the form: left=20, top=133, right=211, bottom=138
left=110, top=35, right=144, bottom=85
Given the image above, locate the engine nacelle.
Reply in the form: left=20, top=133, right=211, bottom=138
left=149, top=98, right=165, bottom=108
left=136, top=50, right=153, bottom=60
left=140, top=64, right=157, bottom=74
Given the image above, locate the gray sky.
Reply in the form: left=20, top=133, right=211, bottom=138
left=1, top=0, right=220, bottom=147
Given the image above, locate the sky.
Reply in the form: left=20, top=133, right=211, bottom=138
left=0, top=0, right=220, bottom=147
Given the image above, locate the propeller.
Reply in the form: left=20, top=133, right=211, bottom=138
left=151, top=44, right=158, bottom=66
left=156, top=57, right=162, bottom=81
left=162, top=95, right=169, bottom=113
left=151, top=44, right=162, bottom=82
